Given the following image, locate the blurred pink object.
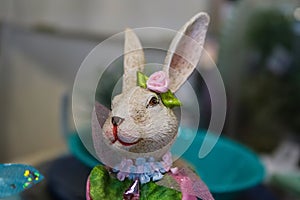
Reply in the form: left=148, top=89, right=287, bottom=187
left=171, top=168, right=214, bottom=200
left=86, top=176, right=91, bottom=200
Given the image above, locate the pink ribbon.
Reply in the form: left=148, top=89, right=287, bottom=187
left=170, top=168, right=214, bottom=200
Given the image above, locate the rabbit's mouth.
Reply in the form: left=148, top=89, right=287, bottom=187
left=111, top=125, right=140, bottom=146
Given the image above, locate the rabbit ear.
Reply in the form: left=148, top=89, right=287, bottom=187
left=163, top=12, right=209, bottom=92
left=123, top=28, right=145, bottom=92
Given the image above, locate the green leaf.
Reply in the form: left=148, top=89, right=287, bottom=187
left=137, top=71, right=148, bottom=89
left=89, top=165, right=131, bottom=200
left=89, top=165, right=181, bottom=200
left=136, top=72, right=181, bottom=109
left=160, top=90, right=182, bottom=108
left=141, top=181, right=182, bottom=200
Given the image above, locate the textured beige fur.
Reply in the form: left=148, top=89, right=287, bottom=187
left=100, top=13, right=209, bottom=160
left=102, top=87, right=178, bottom=155
left=123, top=28, right=145, bottom=92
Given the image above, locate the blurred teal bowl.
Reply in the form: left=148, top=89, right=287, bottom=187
left=68, top=131, right=100, bottom=168
left=180, top=129, right=265, bottom=200
left=68, top=129, right=265, bottom=200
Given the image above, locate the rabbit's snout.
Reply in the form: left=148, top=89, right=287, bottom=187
left=111, top=116, right=124, bottom=126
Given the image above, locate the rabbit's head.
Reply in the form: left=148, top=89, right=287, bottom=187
left=95, top=13, right=209, bottom=160
left=103, top=85, right=179, bottom=153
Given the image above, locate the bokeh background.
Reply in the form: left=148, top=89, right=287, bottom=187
left=0, top=0, right=300, bottom=199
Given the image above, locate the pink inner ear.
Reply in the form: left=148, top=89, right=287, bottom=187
left=164, top=13, right=209, bottom=93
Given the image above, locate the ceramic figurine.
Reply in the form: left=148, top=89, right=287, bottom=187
left=87, top=12, right=214, bottom=200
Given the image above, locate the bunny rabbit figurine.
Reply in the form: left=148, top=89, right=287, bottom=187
left=87, top=12, right=214, bottom=200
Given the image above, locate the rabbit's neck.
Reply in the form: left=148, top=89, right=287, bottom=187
left=113, top=152, right=173, bottom=184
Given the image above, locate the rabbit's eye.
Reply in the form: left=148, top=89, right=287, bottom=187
left=147, top=96, right=159, bottom=108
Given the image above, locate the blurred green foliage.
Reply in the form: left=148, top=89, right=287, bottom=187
left=238, top=8, right=300, bottom=152
left=246, top=9, right=293, bottom=65
left=218, top=0, right=300, bottom=152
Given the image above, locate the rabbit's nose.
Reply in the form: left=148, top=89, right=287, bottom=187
left=112, top=116, right=124, bottom=126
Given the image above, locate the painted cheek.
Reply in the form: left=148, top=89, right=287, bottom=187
left=104, top=129, right=114, bottom=142
left=129, top=104, right=147, bottom=124
left=133, top=110, right=148, bottom=123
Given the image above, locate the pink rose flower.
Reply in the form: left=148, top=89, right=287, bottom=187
left=147, top=71, right=169, bottom=93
